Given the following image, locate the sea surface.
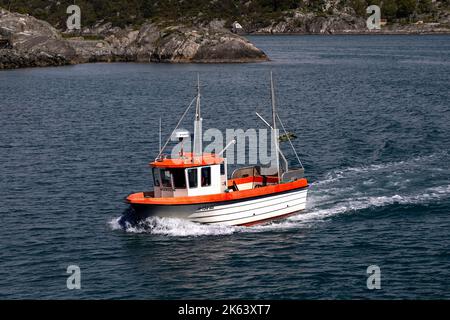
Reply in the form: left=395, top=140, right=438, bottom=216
left=0, top=35, right=449, bottom=299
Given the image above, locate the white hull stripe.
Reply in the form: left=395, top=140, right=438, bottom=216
left=191, top=199, right=306, bottom=224
left=203, top=201, right=307, bottom=225
left=190, top=190, right=307, bottom=224
left=188, top=186, right=308, bottom=212
left=189, top=189, right=307, bottom=218
left=190, top=191, right=307, bottom=219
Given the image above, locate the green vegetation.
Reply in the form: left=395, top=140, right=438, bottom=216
left=1, top=0, right=448, bottom=29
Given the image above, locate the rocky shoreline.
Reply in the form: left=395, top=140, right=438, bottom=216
left=250, top=28, right=450, bottom=35
left=0, top=8, right=268, bottom=70
left=246, top=10, right=450, bottom=35
left=250, top=25, right=450, bottom=35
left=1, top=6, right=449, bottom=70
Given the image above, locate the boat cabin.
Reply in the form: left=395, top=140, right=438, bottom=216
left=150, top=153, right=228, bottom=198
left=148, top=152, right=304, bottom=199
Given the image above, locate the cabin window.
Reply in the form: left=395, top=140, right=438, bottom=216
left=187, top=168, right=198, bottom=188
left=161, top=169, right=172, bottom=188
left=201, top=167, right=211, bottom=187
left=220, top=163, right=225, bottom=175
left=171, top=169, right=186, bottom=189
left=152, top=168, right=160, bottom=186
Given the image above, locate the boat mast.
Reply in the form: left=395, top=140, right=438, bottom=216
left=270, top=71, right=281, bottom=182
left=159, top=117, right=162, bottom=153
left=193, top=73, right=203, bottom=161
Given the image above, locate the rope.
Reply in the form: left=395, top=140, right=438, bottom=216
left=277, top=113, right=304, bottom=169
left=156, top=96, right=197, bottom=160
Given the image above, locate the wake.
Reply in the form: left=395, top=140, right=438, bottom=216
left=110, top=152, right=450, bottom=237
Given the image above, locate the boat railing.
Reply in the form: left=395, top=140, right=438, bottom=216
left=231, top=166, right=261, bottom=179
left=155, top=153, right=172, bottom=162
left=281, top=168, right=305, bottom=183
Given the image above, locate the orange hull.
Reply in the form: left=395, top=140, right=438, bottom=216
left=127, top=178, right=308, bottom=206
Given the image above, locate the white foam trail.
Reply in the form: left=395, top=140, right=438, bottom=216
left=109, top=183, right=450, bottom=237
left=108, top=215, right=308, bottom=236
left=109, top=216, right=241, bottom=236
left=294, top=184, right=450, bottom=224
left=312, top=152, right=447, bottom=187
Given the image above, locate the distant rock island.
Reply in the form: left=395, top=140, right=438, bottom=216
left=2, top=0, right=449, bottom=34
left=0, top=8, right=268, bottom=69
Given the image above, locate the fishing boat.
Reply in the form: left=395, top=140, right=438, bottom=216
left=125, top=73, right=308, bottom=226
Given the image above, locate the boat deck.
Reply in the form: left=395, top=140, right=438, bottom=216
left=127, top=177, right=308, bottom=205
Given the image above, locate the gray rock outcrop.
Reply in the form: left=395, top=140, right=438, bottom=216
left=139, top=26, right=268, bottom=63
left=250, top=8, right=450, bottom=35
left=0, top=8, right=268, bottom=69
left=0, top=8, right=75, bottom=68
left=252, top=11, right=367, bottom=34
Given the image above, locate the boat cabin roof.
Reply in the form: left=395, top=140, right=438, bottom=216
left=150, top=153, right=224, bottom=169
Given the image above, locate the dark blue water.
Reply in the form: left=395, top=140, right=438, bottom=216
left=0, top=35, right=449, bottom=299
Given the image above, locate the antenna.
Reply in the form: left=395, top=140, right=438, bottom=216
left=159, top=117, right=162, bottom=153
left=256, top=111, right=272, bottom=129
left=218, top=139, right=236, bottom=157
left=156, top=96, right=197, bottom=160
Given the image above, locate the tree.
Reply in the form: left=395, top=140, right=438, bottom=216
left=306, top=0, right=326, bottom=12
left=350, top=0, right=367, bottom=16
left=396, top=0, right=416, bottom=18
left=417, top=0, right=433, bottom=14
left=382, top=0, right=398, bottom=19
left=141, top=0, right=154, bottom=19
